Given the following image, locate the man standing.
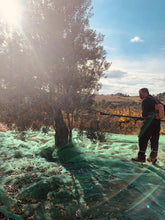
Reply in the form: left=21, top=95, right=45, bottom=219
left=132, top=88, right=162, bottom=163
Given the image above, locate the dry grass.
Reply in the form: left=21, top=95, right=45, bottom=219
left=0, top=123, right=8, bottom=132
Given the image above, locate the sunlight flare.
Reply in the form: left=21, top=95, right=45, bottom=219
left=0, top=0, right=23, bottom=27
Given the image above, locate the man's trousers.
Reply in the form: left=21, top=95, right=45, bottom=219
left=138, top=119, right=161, bottom=159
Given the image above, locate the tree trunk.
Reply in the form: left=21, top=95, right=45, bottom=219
left=54, top=109, right=69, bottom=148
left=66, top=112, right=72, bottom=143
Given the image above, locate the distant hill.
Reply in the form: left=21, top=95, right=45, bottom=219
left=94, top=94, right=140, bottom=104
left=95, top=92, right=165, bottom=104
left=156, top=92, right=165, bottom=103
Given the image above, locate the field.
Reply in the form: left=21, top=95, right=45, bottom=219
left=95, top=94, right=140, bottom=104
left=92, top=94, right=165, bottom=136
left=95, top=93, right=165, bottom=104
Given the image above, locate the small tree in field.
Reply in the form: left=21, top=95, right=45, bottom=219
left=0, top=0, right=109, bottom=147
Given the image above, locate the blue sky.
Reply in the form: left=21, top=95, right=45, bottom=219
left=90, top=0, right=165, bottom=95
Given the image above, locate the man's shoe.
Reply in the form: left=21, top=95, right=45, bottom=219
left=147, top=157, right=157, bottom=164
left=132, top=157, right=145, bottom=162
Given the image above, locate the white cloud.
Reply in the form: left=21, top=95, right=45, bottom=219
left=130, top=36, right=144, bottom=43
left=107, top=70, right=127, bottom=78
left=99, top=57, right=165, bottom=96
left=104, top=46, right=116, bottom=51
left=161, top=47, right=165, bottom=51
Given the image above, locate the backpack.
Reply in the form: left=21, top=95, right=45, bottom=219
left=155, top=103, right=165, bottom=120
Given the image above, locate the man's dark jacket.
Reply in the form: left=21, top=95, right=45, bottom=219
left=142, top=95, right=157, bottom=118
left=139, top=95, right=161, bottom=138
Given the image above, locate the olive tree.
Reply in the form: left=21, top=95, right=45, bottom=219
left=0, top=0, right=109, bottom=147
